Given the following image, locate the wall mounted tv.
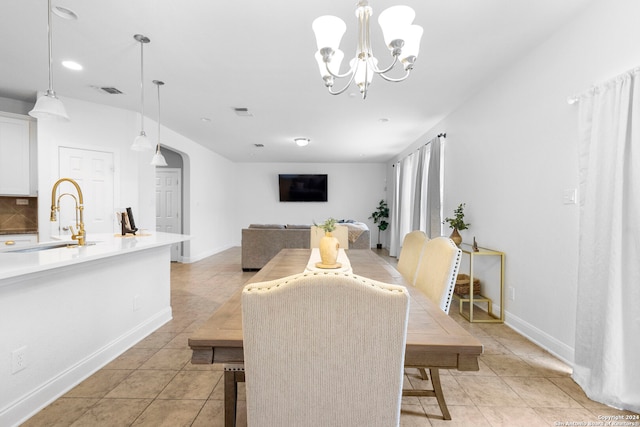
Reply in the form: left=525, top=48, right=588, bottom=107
left=279, top=174, right=328, bottom=202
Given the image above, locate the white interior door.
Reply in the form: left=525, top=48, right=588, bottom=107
left=156, top=168, right=181, bottom=261
left=58, top=147, right=115, bottom=237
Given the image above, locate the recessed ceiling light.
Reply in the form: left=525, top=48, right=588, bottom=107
left=62, top=60, right=82, bottom=71
left=294, top=138, right=310, bottom=147
left=52, top=6, right=78, bottom=20
left=200, top=117, right=211, bottom=122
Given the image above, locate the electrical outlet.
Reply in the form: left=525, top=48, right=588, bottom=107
left=12, top=346, right=27, bottom=374
left=509, top=287, right=515, bottom=302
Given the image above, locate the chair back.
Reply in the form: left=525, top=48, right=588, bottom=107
left=396, top=230, right=427, bottom=286
left=414, top=237, right=462, bottom=313
left=310, top=224, right=349, bottom=249
left=242, top=271, right=409, bottom=427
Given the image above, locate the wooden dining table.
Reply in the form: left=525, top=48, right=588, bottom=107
left=188, top=249, right=483, bottom=426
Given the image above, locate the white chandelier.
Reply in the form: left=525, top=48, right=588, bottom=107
left=312, top=0, right=423, bottom=99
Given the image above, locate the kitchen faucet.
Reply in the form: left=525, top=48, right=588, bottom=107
left=50, top=178, right=86, bottom=246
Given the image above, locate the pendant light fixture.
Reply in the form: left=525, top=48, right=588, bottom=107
left=131, top=34, right=153, bottom=151
left=29, top=0, right=69, bottom=121
left=151, top=80, right=168, bottom=166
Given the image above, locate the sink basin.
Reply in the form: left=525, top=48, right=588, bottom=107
left=7, top=241, right=99, bottom=253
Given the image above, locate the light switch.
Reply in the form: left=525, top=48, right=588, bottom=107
left=563, top=188, right=577, bottom=205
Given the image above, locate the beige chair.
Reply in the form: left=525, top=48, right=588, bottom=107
left=310, top=224, right=349, bottom=249
left=396, top=230, right=427, bottom=286
left=405, top=236, right=462, bottom=420
left=242, top=271, right=409, bottom=427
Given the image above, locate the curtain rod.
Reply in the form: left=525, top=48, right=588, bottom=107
left=393, top=133, right=446, bottom=166
left=567, top=66, right=640, bottom=104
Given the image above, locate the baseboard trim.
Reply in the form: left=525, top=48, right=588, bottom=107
left=504, top=309, right=575, bottom=365
left=1, top=308, right=172, bottom=427
left=182, top=244, right=235, bottom=263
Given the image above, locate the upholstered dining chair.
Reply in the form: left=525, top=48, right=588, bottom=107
left=405, top=236, right=462, bottom=420
left=242, top=271, right=410, bottom=427
left=310, top=224, right=349, bottom=249
left=396, top=230, right=428, bottom=286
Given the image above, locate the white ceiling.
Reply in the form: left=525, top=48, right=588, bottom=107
left=0, top=0, right=594, bottom=163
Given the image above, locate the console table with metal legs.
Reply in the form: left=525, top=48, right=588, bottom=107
left=454, top=243, right=505, bottom=323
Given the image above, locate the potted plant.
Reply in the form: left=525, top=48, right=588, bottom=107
left=315, top=217, right=337, bottom=233
left=444, top=203, right=470, bottom=245
left=369, top=199, right=389, bottom=249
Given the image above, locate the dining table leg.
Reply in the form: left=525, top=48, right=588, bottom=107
left=223, top=365, right=245, bottom=427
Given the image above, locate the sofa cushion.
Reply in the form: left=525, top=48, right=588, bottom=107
left=286, top=224, right=311, bottom=229
left=249, top=224, right=285, bottom=229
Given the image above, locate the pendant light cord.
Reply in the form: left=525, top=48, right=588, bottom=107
left=139, top=40, right=145, bottom=133
left=47, top=0, right=54, bottom=94
left=156, top=81, right=161, bottom=150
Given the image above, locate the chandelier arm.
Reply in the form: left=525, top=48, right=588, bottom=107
left=327, top=68, right=358, bottom=95
left=324, top=59, right=357, bottom=79
left=377, top=68, right=412, bottom=83
left=366, top=54, right=399, bottom=74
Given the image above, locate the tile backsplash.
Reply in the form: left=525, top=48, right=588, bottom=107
left=0, top=196, right=38, bottom=234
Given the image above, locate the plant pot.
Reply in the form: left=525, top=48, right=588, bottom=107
left=376, top=243, right=382, bottom=250
left=319, top=232, right=340, bottom=266
left=449, top=228, right=462, bottom=246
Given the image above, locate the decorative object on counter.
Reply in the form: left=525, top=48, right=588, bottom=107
left=473, top=236, right=479, bottom=252
left=444, top=203, right=469, bottom=246
left=131, top=34, right=153, bottom=151
left=50, top=178, right=85, bottom=245
left=117, top=207, right=138, bottom=236
left=369, top=199, right=389, bottom=249
left=29, top=0, right=70, bottom=121
left=151, top=80, right=168, bottom=166
left=314, top=217, right=340, bottom=267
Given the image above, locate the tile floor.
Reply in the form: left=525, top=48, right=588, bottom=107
left=22, top=247, right=638, bottom=426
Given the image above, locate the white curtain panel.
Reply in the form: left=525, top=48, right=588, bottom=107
left=573, top=68, right=640, bottom=412
left=389, top=160, right=402, bottom=257
left=389, top=137, right=443, bottom=256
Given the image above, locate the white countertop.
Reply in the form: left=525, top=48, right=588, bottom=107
left=0, top=232, right=190, bottom=281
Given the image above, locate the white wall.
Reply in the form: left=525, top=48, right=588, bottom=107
left=157, top=124, right=238, bottom=262
left=233, top=162, right=387, bottom=246
left=34, top=96, right=237, bottom=262
left=389, top=0, right=640, bottom=363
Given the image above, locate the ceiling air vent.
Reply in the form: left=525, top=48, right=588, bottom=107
left=234, top=107, right=253, bottom=117
left=254, top=144, right=264, bottom=148
left=99, top=87, right=124, bottom=95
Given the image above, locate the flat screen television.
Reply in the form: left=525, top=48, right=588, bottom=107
left=279, top=174, right=328, bottom=202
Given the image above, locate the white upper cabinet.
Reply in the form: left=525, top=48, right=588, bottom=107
left=0, top=113, right=36, bottom=195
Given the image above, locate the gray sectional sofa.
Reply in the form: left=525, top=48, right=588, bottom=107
left=241, top=222, right=371, bottom=270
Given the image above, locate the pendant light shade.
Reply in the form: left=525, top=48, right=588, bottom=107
left=30, top=90, right=69, bottom=120
left=151, top=148, right=168, bottom=166
left=29, top=0, right=69, bottom=121
left=131, top=34, right=153, bottom=151
left=150, top=80, right=167, bottom=166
